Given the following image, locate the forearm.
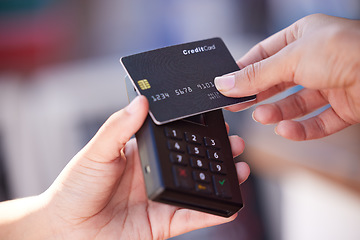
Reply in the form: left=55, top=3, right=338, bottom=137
left=0, top=195, right=55, bottom=240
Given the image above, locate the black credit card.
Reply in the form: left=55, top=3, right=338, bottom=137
left=120, top=37, right=256, bottom=125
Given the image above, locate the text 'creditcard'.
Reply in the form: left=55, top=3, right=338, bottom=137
left=121, top=37, right=256, bottom=125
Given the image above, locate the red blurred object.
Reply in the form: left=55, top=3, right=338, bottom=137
left=0, top=9, right=76, bottom=74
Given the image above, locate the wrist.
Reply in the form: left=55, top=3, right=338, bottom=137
left=0, top=194, right=61, bottom=240
left=327, top=19, right=360, bottom=86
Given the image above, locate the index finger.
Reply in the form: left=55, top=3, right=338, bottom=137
left=237, top=20, right=302, bottom=68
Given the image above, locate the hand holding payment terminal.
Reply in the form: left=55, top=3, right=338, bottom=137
left=121, top=38, right=255, bottom=217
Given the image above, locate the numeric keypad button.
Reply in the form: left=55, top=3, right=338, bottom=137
left=204, top=137, right=221, bottom=149
left=187, top=145, right=205, bottom=157
left=210, top=162, right=227, bottom=175
left=165, top=127, right=182, bottom=140
left=185, top=132, right=202, bottom=145
left=170, top=153, right=187, bottom=165
left=167, top=140, right=186, bottom=152
left=207, top=149, right=223, bottom=162
left=193, top=170, right=211, bottom=183
left=190, top=158, right=208, bottom=170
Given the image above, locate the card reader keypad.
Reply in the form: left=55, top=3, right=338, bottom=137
left=165, top=127, right=232, bottom=198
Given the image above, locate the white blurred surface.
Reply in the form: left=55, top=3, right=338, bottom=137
left=0, top=56, right=129, bottom=197
left=282, top=171, right=360, bottom=240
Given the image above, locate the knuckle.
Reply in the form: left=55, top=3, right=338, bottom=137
left=314, top=116, right=328, bottom=138
left=239, top=62, right=262, bottom=91
left=293, top=94, right=308, bottom=116
left=274, top=83, right=288, bottom=93
left=273, top=102, right=285, bottom=121
left=256, top=42, right=270, bottom=59
left=303, top=13, right=325, bottom=23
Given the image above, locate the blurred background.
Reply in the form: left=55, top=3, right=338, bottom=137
left=0, top=0, right=359, bottom=239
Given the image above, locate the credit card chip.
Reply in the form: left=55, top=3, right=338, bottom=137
left=138, top=79, right=151, bottom=90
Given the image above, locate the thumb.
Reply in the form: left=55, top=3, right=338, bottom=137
left=81, top=95, right=149, bottom=163
left=214, top=47, right=297, bottom=98
left=45, top=96, right=149, bottom=220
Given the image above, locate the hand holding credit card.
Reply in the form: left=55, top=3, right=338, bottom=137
left=121, top=37, right=256, bottom=125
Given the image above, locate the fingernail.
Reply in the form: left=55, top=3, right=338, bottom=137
left=252, top=111, right=258, bottom=122
left=125, top=96, right=142, bottom=115
left=274, top=125, right=280, bottom=135
left=214, top=75, right=235, bottom=92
